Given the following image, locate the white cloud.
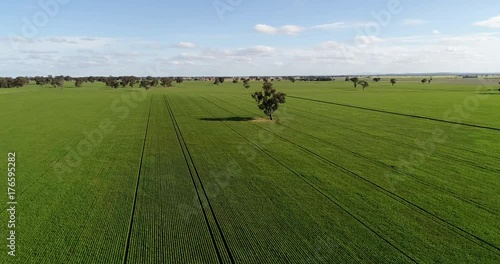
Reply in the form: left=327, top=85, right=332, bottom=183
left=234, top=45, right=277, bottom=56
left=175, top=42, right=197, bottom=49
left=255, top=21, right=354, bottom=36
left=355, top=36, right=384, bottom=45
left=401, top=19, right=427, bottom=26
left=432, top=30, right=441, bottom=35
left=312, top=22, right=349, bottom=30
left=2, top=33, right=500, bottom=76
left=475, top=15, right=500, bottom=28
left=254, top=24, right=304, bottom=35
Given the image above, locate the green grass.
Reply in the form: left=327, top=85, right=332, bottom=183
left=0, top=79, right=499, bottom=263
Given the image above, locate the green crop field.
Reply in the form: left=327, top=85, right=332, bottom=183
left=1, top=78, right=499, bottom=263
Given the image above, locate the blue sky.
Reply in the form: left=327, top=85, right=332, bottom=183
left=1, top=0, right=500, bottom=76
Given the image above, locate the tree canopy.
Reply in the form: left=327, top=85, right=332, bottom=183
left=251, top=82, right=286, bottom=120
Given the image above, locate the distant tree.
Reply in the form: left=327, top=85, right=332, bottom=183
left=140, top=79, right=151, bottom=91
left=12, top=77, right=29, bottom=88
left=0, top=78, right=9, bottom=88
left=373, top=78, right=381, bottom=82
left=242, top=78, right=250, bottom=89
left=290, top=77, right=296, bottom=83
left=120, top=79, right=128, bottom=88
left=358, top=80, right=369, bottom=90
left=251, top=82, right=286, bottom=120
left=332, top=79, right=336, bottom=82
left=105, top=78, right=120, bottom=89
left=214, top=78, right=220, bottom=86
left=421, top=78, right=428, bottom=84
left=150, top=78, right=159, bottom=87
left=51, top=76, right=65, bottom=89
left=390, top=78, right=397, bottom=86
left=75, top=79, right=84, bottom=88
left=345, top=76, right=350, bottom=82
left=161, top=77, right=173, bottom=87
left=35, top=76, right=50, bottom=86
left=175, top=77, right=184, bottom=84
left=232, top=78, right=239, bottom=84
left=350, top=77, right=359, bottom=88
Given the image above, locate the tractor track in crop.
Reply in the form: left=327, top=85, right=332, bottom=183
left=188, top=96, right=363, bottom=263
left=231, top=94, right=500, bottom=163
left=164, top=95, right=234, bottom=264
left=288, top=96, right=500, bottom=132
left=194, top=95, right=418, bottom=263
left=223, top=95, right=500, bottom=215
left=200, top=95, right=500, bottom=255
left=232, top=94, right=500, bottom=162
left=123, top=97, right=152, bottom=264
left=281, top=103, right=500, bottom=168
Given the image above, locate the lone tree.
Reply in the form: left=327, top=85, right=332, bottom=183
left=251, top=82, right=286, bottom=120
left=350, top=77, right=359, bottom=88
left=421, top=78, right=428, bottom=84
left=358, top=80, right=369, bottom=90
left=390, top=78, right=397, bottom=86
left=373, top=77, right=381, bottom=82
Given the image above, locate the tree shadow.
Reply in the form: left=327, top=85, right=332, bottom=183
left=199, top=117, right=255, bottom=122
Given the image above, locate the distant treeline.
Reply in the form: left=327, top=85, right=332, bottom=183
left=0, top=75, right=337, bottom=89
left=0, top=76, right=186, bottom=89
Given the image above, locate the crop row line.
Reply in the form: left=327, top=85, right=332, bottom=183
left=202, top=95, right=500, bottom=255
left=164, top=95, right=234, bottom=264
left=231, top=94, right=499, bottom=161
left=288, top=96, right=500, bottom=132
left=226, top=95, right=499, bottom=214
left=123, top=96, right=153, bottom=264
left=189, top=96, right=361, bottom=262
left=283, top=103, right=500, bottom=169
left=224, top=96, right=499, bottom=214
left=196, top=95, right=418, bottom=263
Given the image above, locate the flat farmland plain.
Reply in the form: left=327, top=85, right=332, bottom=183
left=0, top=79, right=499, bottom=263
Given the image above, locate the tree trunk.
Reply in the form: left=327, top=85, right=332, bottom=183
left=269, top=113, right=273, bottom=120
